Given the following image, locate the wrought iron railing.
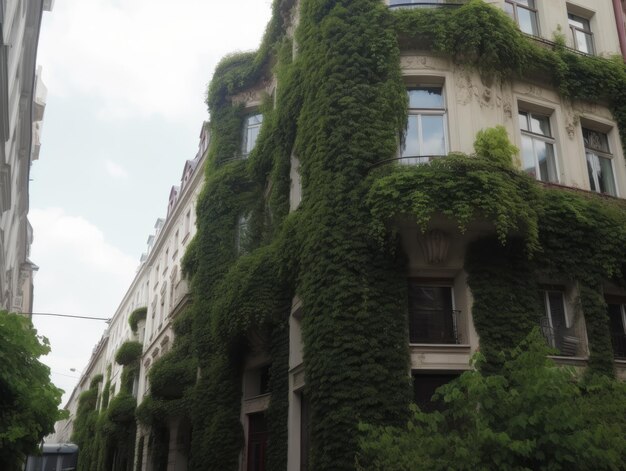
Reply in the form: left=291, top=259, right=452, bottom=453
left=540, top=317, right=579, bottom=357
left=369, top=154, right=446, bottom=171
left=388, top=1, right=466, bottom=9
left=409, top=309, right=460, bottom=344
left=612, top=333, right=626, bottom=360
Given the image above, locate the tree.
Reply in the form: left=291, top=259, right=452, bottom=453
left=0, top=311, right=65, bottom=470
left=357, top=330, right=626, bottom=471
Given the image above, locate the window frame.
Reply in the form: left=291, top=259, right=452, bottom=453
left=407, top=279, right=458, bottom=345
left=567, top=11, right=595, bottom=55
left=504, top=0, right=540, bottom=36
left=401, top=84, right=449, bottom=164
left=241, top=113, right=264, bottom=158
left=543, top=289, right=570, bottom=330
left=582, top=126, right=618, bottom=197
left=518, top=109, right=560, bottom=183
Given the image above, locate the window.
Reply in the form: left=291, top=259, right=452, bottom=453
left=607, top=303, right=626, bottom=359
left=184, top=210, right=191, bottom=240
left=236, top=213, right=251, bottom=255
left=540, top=290, right=578, bottom=356
left=568, top=12, right=594, bottom=55
left=247, top=413, right=268, bottom=471
left=401, top=87, right=447, bottom=164
left=504, top=0, right=539, bottom=36
left=407, top=282, right=458, bottom=344
left=242, top=114, right=263, bottom=157
left=518, top=110, right=558, bottom=182
left=583, top=127, right=617, bottom=196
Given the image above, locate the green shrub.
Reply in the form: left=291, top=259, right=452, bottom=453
left=128, top=307, right=147, bottom=333
left=114, top=341, right=143, bottom=366
left=357, top=330, right=626, bottom=471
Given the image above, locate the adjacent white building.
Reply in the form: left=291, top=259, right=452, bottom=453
left=0, top=0, right=52, bottom=314
left=49, top=123, right=208, bottom=448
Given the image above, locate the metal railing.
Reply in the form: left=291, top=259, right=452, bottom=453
left=369, top=154, right=446, bottom=171
left=388, top=1, right=466, bottom=9
left=409, top=309, right=460, bottom=344
left=540, top=317, right=579, bottom=357
left=612, top=333, right=626, bottom=360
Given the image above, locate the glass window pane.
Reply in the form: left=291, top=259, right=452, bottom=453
left=421, top=115, right=446, bottom=155
left=599, top=156, right=617, bottom=196
left=583, top=128, right=610, bottom=153
left=402, top=115, right=420, bottom=158
left=530, top=114, right=551, bottom=137
left=574, top=29, right=593, bottom=54
left=521, top=135, right=536, bottom=178
left=568, top=14, right=589, bottom=31
left=408, top=88, right=443, bottom=109
left=518, top=111, right=529, bottom=131
left=586, top=152, right=600, bottom=192
left=517, top=7, right=538, bottom=35
left=537, top=142, right=558, bottom=183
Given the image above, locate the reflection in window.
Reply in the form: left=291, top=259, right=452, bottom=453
left=236, top=213, right=251, bottom=255
left=583, top=127, right=616, bottom=196
left=401, top=87, right=447, bottom=164
left=504, top=0, right=539, bottom=36
left=568, top=13, right=594, bottom=55
left=242, top=114, right=263, bottom=157
left=518, top=110, right=558, bottom=182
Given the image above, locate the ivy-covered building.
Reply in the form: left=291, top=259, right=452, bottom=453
left=60, top=1, right=626, bottom=470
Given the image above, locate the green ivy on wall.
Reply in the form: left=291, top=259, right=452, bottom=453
left=137, top=0, right=626, bottom=470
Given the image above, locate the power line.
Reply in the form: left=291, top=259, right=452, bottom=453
left=27, top=312, right=110, bottom=322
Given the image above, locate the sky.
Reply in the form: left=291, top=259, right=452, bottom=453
left=30, top=0, right=274, bottom=405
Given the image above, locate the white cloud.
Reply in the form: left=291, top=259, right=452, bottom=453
left=29, top=208, right=137, bottom=404
left=105, top=159, right=129, bottom=179
left=38, top=0, right=273, bottom=121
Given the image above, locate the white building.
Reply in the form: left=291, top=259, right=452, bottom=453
left=0, top=0, right=53, bottom=314
left=49, top=123, right=208, bottom=450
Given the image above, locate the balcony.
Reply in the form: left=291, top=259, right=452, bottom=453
left=539, top=317, right=580, bottom=357
left=612, top=333, right=626, bottom=360
left=388, top=0, right=466, bottom=10
left=369, top=155, right=445, bottom=172
left=409, top=308, right=460, bottom=344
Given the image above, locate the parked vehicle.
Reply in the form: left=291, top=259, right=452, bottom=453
left=24, top=443, right=78, bottom=471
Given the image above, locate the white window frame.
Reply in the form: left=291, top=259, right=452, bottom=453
left=401, top=85, right=449, bottom=164
left=242, top=113, right=263, bottom=158
left=518, top=109, right=560, bottom=183
left=543, top=290, right=570, bottom=330
left=583, top=126, right=618, bottom=197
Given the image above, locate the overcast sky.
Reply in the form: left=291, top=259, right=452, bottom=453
left=30, top=0, right=273, bottom=405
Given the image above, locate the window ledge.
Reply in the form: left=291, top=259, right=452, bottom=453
left=548, top=355, right=589, bottom=367
left=410, top=343, right=471, bottom=353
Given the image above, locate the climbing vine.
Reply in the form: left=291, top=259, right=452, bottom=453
left=139, top=0, right=626, bottom=470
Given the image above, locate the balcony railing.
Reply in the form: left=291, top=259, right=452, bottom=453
left=388, top=1, right=466, bottom=9
left=612, top=333, right=626, bottom=360
left=409, top=309, right=460, bottom=344
left=369, top=155, right=445, bottom=171
left=540, top=317, right=580, bottom=357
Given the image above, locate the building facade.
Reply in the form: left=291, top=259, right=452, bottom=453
left=49, top=124, right=208, bottom=461
left=61, top=1, right=626, bottom=470
left=0, top=0, right=52, bottom=314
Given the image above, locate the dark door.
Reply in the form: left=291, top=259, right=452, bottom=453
left=247, top=413, right=268, bottom=471
left=408, top=283, right=455, bottom=343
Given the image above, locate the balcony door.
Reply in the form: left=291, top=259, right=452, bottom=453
left=408, top=282, right=456, bottom=344
left=247, top=413, right=268, bottom=471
